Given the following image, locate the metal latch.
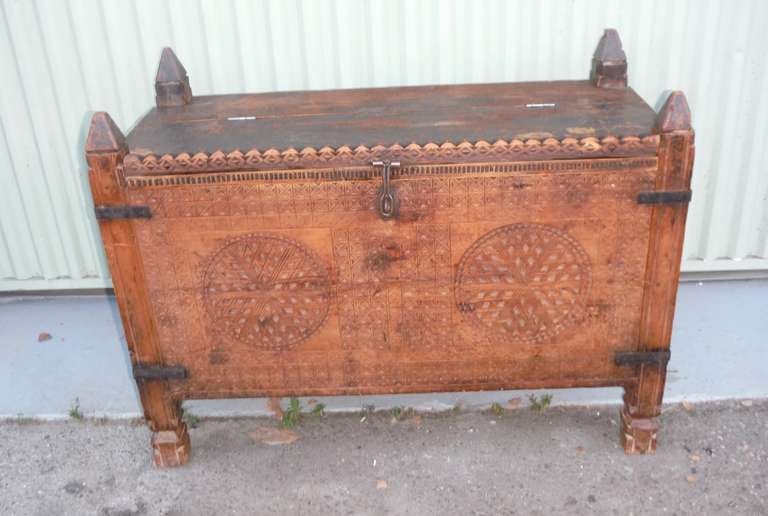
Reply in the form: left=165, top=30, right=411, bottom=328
left=372, top=160, right=400, bottom=219
left=95, top=204, right=152, bottom=220
left=615, top=350, right=671, bottom=367
left=636, top=190, right=692, bottom=205
left=133, top=364, right=188, bottom=380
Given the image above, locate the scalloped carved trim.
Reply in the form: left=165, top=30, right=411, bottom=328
left=123, top=157, right=658, bottom=188
left=123, top=136, right=660, bottom=175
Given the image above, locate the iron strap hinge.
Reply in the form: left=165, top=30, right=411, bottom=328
left=614, top=350, right=671, bottom=367
left=95, top=204, right=152, bottom=220
left=636, top=190, right=692, bottom=205
left=133, top=364, right=188, bottom=381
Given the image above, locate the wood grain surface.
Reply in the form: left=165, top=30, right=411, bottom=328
left=127, top=81, right=656, bottom=158
left=86, top=32, right=694, bottom=463
left=124, top=157, right=657, bottom=400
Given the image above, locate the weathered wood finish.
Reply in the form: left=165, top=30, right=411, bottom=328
left=155, top=48, right=192, bottom=108
left=125, top=158, right=656, bottom=400
left=591, top=29, right=628, bottom=89
left=124, top=80, right=658, bottom=176
left=86, top=30, right=694, bottom=466
left=622, top=92, right=694, bottom=453
left=86, top=113, right=189, bottom=467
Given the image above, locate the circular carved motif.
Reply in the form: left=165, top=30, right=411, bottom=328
left=455, top=223, right=591, bottom=343
left=202, top=234, right=330, bottom=351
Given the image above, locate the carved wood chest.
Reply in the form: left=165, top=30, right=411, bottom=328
left=86, top=29, right=694, bottom=466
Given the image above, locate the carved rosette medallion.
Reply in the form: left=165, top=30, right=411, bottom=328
left=202, top=234, right=330, bottom=350
left=455, top=223, right=591, bottom=343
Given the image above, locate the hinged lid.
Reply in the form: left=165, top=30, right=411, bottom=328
left=121, top=31, right=668, bottom=176
left=125, top=82, right=659, bottom=176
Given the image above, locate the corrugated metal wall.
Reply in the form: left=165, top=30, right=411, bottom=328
left=1, top=0, right=767, bottom=291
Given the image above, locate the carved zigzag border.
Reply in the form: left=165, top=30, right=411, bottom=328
left=123, top=135, right=660, bottom=175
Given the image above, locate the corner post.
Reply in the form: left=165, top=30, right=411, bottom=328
left=591, top=29, right=628, bottom=89
left=155, top=47, right=192, bottom=108
left=622, top=92, right=695, bottom=453
left=85, top=112, right=190, bottom=467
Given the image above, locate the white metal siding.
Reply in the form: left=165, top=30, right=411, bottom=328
left=1, top=0, right=767, bottom=291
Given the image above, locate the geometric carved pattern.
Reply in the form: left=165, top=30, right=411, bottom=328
left=455, top=223, right=591, bottom=343
left=202, top=234, right=330, bottom=351
left=123, top=157, right=658, bottom=188
left=331, top=225, right=454, bottom=352
left=124, top=165, right=656, bottom=400
left=122, top=135, right=660, bottom=175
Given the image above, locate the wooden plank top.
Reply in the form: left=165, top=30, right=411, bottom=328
left=126, top=81, right=657, bottom=156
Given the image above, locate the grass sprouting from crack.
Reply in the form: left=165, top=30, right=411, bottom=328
left=15, top=414, right=35, bottom=425
left=391, top=406, right=415, bottom=421
left=282, top=398, right=302, bottom=428
left=182, top=410, right=200, bottom=429
left=359, top=404, right=376, bottom=418
left=528, top=393, right=553, bottom=412
left=69, top=398, right=84, bottom=421
left=310, top=403, right=325, bottom=417
left=278, top=399, right=325, bottom=428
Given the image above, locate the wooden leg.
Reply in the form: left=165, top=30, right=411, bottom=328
left=152, top=424, right=190, bottom=468
left=621, top=366, right=666, bottom=454
left=621, top=100, right=694, bottom=455
left=139, top=382, right=190, bottom=467
left=86, top=114, right=191, bottom=467
left=620, top=403, right=659, bottom=454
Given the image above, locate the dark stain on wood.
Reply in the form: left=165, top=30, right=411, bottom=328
left=364, top=242, right=406, bottom=273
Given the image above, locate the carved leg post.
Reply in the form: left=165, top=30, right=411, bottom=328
left=140, top=384, right=189, bottom=467
left=86, top=112, right=190, bottom=467
left=621, top=91, right=694, bottom=454
left=621, top=369, right=665, bottom=453
left=620, top=409, right=658, bottom=453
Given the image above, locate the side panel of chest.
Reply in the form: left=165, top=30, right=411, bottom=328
left=126, top=157, right=657, bottom=399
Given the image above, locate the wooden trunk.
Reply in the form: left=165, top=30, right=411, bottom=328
left=85, top=30, right=694, bottom=466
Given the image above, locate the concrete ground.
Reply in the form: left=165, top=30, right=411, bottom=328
left=1, top=400, right=765, bottom=516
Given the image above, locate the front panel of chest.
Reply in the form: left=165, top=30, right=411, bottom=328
left=126, top=157, right=657, bottom=398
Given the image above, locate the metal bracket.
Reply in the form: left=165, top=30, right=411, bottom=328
left=95, top=204, right=152, bottom=220
left=133, top=364, right=188, bottom=380
left=615, top=350, right=671, bottom=367
left=636, top=190, right=692, bottom=205
left=372, top=160, right=400, bottom=219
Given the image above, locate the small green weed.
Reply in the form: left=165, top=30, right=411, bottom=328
left=182, top=411, right=200, bottom=429
left=359, top=404, right=376, bottom=417
left=528, top=393, right=553, bottom=412
left=282, top=397, right=302, bottom=428
left=390, top=406, right=415, bottom=421
left=15, top=414, right=35, bottom=425
left=69, top=398, right=84, bottom=421
left=490, top=402, right=504, bottom=416
left=310, top=403, right=325, bottom=417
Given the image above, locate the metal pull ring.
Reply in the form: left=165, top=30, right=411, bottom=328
left=372, top=160, right=400, bottom=219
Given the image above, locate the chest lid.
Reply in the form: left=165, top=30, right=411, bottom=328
left=123, top=42, right=662, bottom=176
